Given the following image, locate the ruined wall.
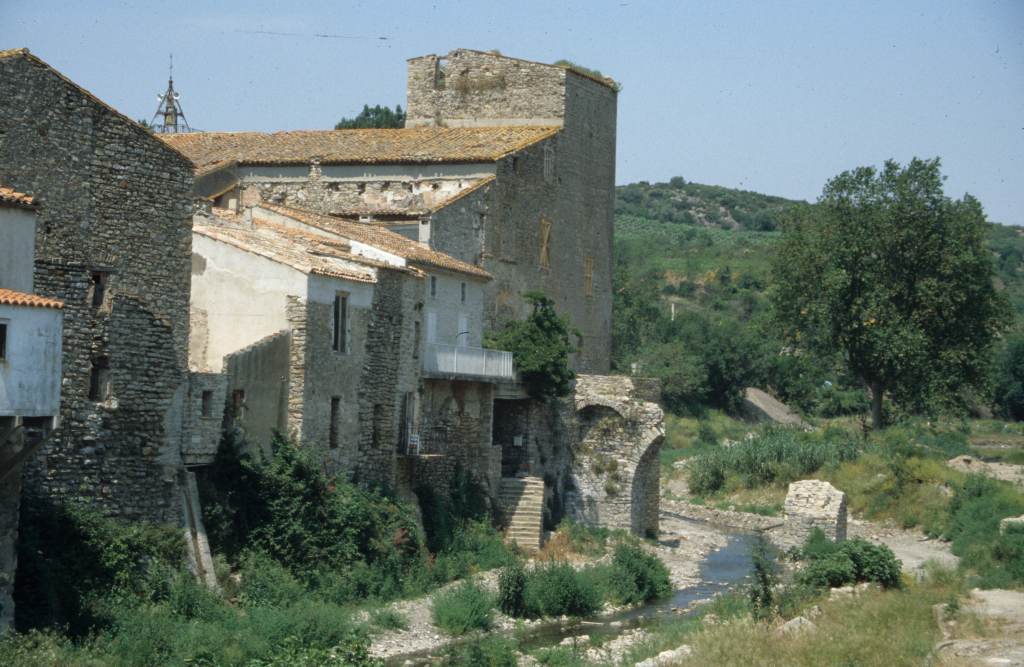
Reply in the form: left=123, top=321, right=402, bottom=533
left=223, top=331, right=290, bottom=458
left=406, top=50, right=569, bottom=127
left=0, top=52, right=194, bottom=522
left=352, top=269, right=423, bottom=488
left=180, top=372, right=227, bottom=467
left=419, top=379, right=496, bottom=490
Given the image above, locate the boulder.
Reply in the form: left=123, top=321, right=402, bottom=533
left=741, top=388, right=809, bottom=428
left=784, top=479, right=848, bottom=542
left=775, top=615, right=817, bottom=636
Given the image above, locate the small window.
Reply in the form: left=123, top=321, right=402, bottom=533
left=0, top=322, right=6, bottom=360
left=584, top=256, right=595, bottom=297
left=90, top=271, right=109, bottom=309
left=539, top=217, right=552, bottom=269
left=201, top=390, right=214, bottom=417
left=430, top=276, right=437, bottom=298
left=512, top=156, right=522, bottom=175
left=413, top=320, right=421, bottom=359
left=231, top=389, right=246, bottom=423
left=460, top=282, right=466, bottom=304
left=333, top=293, right=348, bottom=352
left=89, top=356, right=111, bottom=401
left=329, top=397, right=341, bottom=449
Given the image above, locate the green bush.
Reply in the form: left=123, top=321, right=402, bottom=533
left=794, top=530, right=903, bottom=590
left=523, top=562, right=601, bottom=618
left=431, top=582, right=494, bottom=635
left=840, top=539, right=903, bottom=589
left=687, top=428, right=860, bottom=495
left=947, top=475, right=1024, bottom=586
left=606, top=543, right=672, bottom=605
left=238, top=552, right=306, bottom=608
left=442, top=635, right=518, bottom=666
left=797, top=551, right=857, bottom=589
left=497, top=562, right=527, bottom=617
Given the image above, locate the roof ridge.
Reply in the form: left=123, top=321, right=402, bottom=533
left=0, top=47, right=194, bottom=169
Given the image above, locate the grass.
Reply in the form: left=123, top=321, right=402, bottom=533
left=431, top=581, right=494, bottom=635
left=660, top=411, right=752, bottom=469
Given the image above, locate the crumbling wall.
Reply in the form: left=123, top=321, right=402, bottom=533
left=181, top=372, right=227, bottom=466
left=419, top=379, right=497, bottom=492
left=1, top=52, right=193, bottom=523
left=783, top=479, right=848, bottom=543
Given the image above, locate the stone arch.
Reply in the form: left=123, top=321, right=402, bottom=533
left=630, top=433, right=663, bottom=537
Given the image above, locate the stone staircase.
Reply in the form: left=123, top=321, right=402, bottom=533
left=499, top=476, right=545, bottom=552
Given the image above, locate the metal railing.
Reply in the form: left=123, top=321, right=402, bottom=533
left=423, top=343, right=515, bottom=381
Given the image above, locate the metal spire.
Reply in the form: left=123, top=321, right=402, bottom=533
left=150, top=54, right=192, bottom=133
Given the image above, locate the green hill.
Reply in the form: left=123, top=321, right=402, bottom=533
left=612, top=178, right=1024, bottom=418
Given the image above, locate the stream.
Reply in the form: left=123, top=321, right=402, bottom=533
left=387, top=528, right=760, bottom=665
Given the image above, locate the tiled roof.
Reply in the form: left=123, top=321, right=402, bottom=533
left=258, top=203, right=491, bottom=280
left=0, top=185, right=36, bottom=209
left=0, top=48, right=193, bottom=168
left=159, top=126, right=559, bottom=170
left=196, top=209, right=384, bottom=283
left=0, top=288, right=64, bottom=309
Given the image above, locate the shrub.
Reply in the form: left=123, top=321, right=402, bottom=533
left=793, top=530, right=903, bottom=589
left=797, top=551, right=856, bottom=589
left=431, top=582, right=494, bottom=635
left=370, top=608, right=408, bottom=631
left=239, top=552, right=306, bottom=608
left=840, top=539, right=902, bottom=589
left=947, top=475, right=1024, bottom=586
left=523, top=562, right=601, bottom=618
left=497, top=562, right=527, bottom=617
left=746, top=536, right=778, bottom=619
left=606, top=543, right=672, bottom=605
left=442, top=635, right=518, bottom=666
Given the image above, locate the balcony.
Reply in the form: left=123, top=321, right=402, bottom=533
left=423, top=343, right=515, bottom=382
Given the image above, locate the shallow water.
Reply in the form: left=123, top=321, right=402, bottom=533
left=387, top=527, right=761, bottom=665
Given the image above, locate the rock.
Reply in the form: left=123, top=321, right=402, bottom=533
left=559, top=634, right=588, bottom=646
left=784, top=479, right=848, bottom=542
left=775, top=616, right=817, bottom=636
left=1000, top=514, right=1024, bottom=535
left=636, top=645, right=693, bottom=666
left=741, top=387, right=809, bottom=428
left=829, top=585, right=856, bottom=599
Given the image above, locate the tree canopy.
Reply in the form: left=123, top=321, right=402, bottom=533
left=485, top=292, right=578, bottom=399
left=771, top=158, right=1010, bottom=428
left=334, top=104, right=405, bottom=129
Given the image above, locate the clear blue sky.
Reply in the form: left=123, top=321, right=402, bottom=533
left=4, top=0, right=1023, bottom=224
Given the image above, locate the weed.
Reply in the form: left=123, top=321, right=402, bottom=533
left=431, top=582, right=494, bottom=635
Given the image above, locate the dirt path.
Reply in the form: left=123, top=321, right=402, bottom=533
left=935, top=588, right=1024, bottom=666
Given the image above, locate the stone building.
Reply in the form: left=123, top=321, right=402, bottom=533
left=0, top=185, right=64, bottom=634
left=0, top=49, right=195, bottom=523
left=162, top=48, right=618, bottom=374
left=188, top=203, right=508, bottom=489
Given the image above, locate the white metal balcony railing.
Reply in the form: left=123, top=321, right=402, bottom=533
left=422, top=343, right=515, bottom=381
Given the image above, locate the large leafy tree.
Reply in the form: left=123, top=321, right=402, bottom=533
left=334, top=104, right=405, bottom=129
left=485, top=291, right=578, bottom=399
left=771, top=158, right=1010, bottom=429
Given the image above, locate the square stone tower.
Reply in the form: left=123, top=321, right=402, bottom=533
left=406, top=50, right=618, bottom=373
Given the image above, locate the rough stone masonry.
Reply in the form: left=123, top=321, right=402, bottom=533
left=784, top=479, right=848, bottom=543
left=0, top=49, right=194, bottom=523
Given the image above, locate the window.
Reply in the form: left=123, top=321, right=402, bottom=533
left=0, top=322, right=6, bottom=361
left=460, top=282, right=466, bottom=304
left=89, top=356, right=111, bottom=401
left=398, top=392, right=415, bottom=454
left=512, top=156, right=522, bottom=175
left=332, top=293, right=348, bottom=352
left=539, top=217, right=552, bottom=269
left=329, top=397, right=341, bottom=449
left=426, top=311, right=437, bottom=343
left=231, top=389, right=246, bottom=423
left=430, top=276, right=437, bottom=298
left=584, top=256, right=595, bottom=297
left=543, top=144, right=555, bottom=183
left=201, top=390, right=214, bottom=417
left=413, top=320, right=421, bottom=359
left=90, top=271, right=109, bottom=309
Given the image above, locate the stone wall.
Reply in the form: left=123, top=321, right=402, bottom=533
left=0, top=467, right=19, bottom=634
left=419, top=379, right=496, bottom=492
left=0, top=51, right=194, bottom=523
left=223, top=330, right=290, bottom=458
left=181, top=372, right=227, bottom=466
left=783, top=480, right=848, bottom=543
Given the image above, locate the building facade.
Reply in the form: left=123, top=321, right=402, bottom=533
left=0, top=49, right=195, bottom=523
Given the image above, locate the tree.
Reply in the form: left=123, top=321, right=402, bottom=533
left=334, top=104, right=405, bottom=129
left=771, top=158, right=1010, bottom=429
left=485, top=291, right=578, bottom=399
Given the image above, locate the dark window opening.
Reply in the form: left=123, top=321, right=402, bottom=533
left=356, top=182, right=366, bottom=195
left=231, top=389, right=246, bottom=423
left=333, top=293, right=348, bottom=352
left=201, top=390, right=214, bottom=417
left=413, top=320, right=421, bottom=359
left=330, top=397, right=341, bottom=449
left=90, top=271, right=109, bottom=308
left=460, top=282, right=467, bottom=304
left=512, top=156, right=521, bottom=175
left=0, top=322, right=6, bottom=360
left=398, top=392, right=415, bottom=454
left=89, top=356, right=111, bottom=401
left=430, top=276, right=437, bottom=298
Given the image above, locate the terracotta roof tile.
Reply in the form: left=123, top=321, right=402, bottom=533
left=197, top=210, right=396, bottom=283
left=0, top=288, right=64, bottom=309
left=159, top=126, right=558, bottom=170
left=257, top=203, right=491, bottom=280
left=0, top=186, right=36, bottom=209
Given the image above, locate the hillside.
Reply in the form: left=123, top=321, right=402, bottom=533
left=612, top=178, right=1024, bottom=417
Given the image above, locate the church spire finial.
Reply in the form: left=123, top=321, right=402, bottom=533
left=151, top=54, right=191, bottom=134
